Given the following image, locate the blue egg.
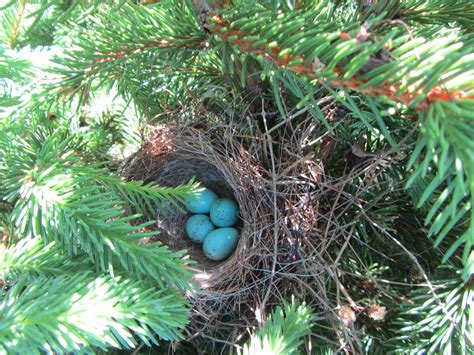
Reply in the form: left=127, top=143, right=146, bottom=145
left=185, top=214, right=215, bottom=243
left=203, top=227, right=239, bottom=261
left=185, top=187, right=218, bottom=214
left=210, top=198, right=239, bottom=227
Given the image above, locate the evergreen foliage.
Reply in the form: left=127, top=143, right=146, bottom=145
left=239, top=299, right=313, bottom=355
left=0, top=46, right=31, bottom=111
left=0, top=51, right=198, bottom=350
left=0, top=0, right=102, bottom=49
left=393, top=268, right=473, bottom=354
left=1, top=267, right=188, bottom=353
left=0, top=0, right=473, bottom=353
left=0, top=238, right=91, bottom=279
left=0, top=120, right=197, bottom=289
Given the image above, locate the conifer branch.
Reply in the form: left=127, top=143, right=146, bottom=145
left=84, top=171, right=199, bottom=217
left=206, top=10, right=473, bottom=110
left=52, top=2, right=207, bottom=98
left=0, top=273, right=189, bottom=353
left=406, top=100, right=474, bottom=282
left=0, top=238, right=91, bottom=280
left=397, top=0, right=474, bottom=30
left=7, top=0, right=26, bottom=49
left=1, top=0, right=104, bottom=49
left=0, top=127, right=195, bottom=290
left=392, top=270, right=473, bottom=353
left=353, top=0, right=473, bottom=30
left=238, top=298, right=313, bottom=355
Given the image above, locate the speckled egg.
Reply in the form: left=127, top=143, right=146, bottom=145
left=185, top=187, right=218, bottom=214
left=203, top=227, right=239, bottom=261
left=210, top=198, right=239, bottom=227
left=185, top=214, right=215, bottom=243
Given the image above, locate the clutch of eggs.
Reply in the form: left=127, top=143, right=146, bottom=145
left=184, top=186, right=241, bottom=261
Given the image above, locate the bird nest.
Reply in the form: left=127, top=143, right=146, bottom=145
left=120, top=122, right=324, bottom=350
left=121, top=124, right=271, bottom=282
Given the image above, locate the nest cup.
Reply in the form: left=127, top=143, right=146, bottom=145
left=120, top=124, right=271, bottom=288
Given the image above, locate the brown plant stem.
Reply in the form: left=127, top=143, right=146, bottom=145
left=207, top=16, right=472, bottom=110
